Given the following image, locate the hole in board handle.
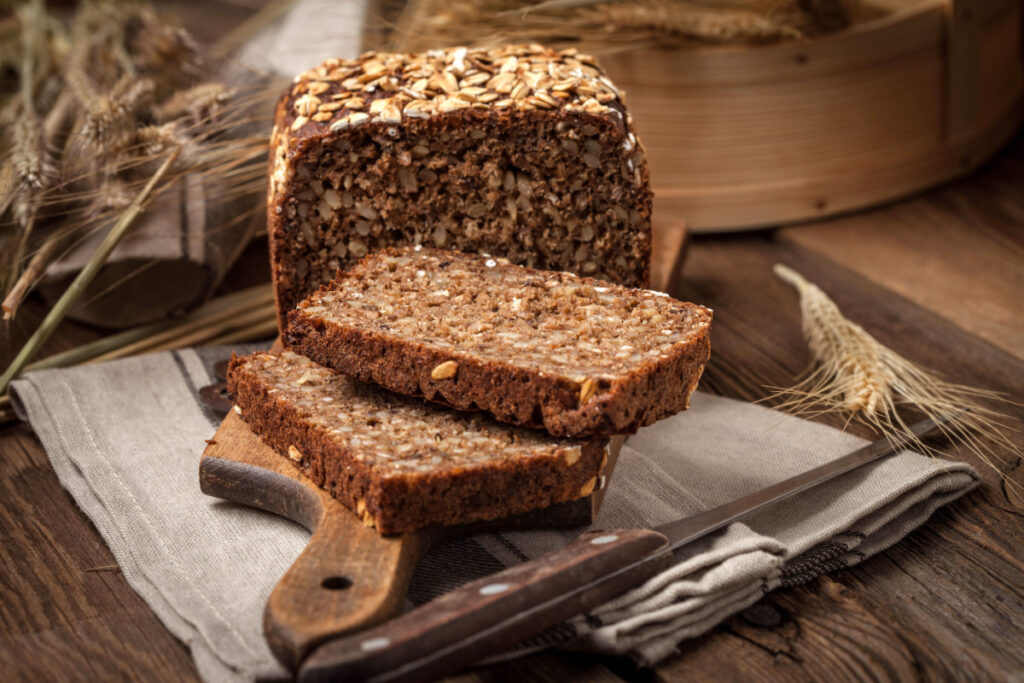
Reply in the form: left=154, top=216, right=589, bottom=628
left=321, top=575, right=353, bottom=590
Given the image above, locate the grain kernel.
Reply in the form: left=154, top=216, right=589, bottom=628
left=288, top=445, right=303, bottom=462
left=307, top=81, right=330, bottom=96
left=579, top=378, right=597, bottom=405
left=579, top=477, right=597, bottom=497
left=294, top=94, right=320, bottom=116
left=431, top=360, right=458, bottom=380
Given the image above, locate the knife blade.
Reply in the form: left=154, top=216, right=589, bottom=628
left=298, top=415, right=946, bottom=683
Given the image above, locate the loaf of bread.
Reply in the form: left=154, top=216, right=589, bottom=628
left=227, top=350, right=608, bottom=534
left=268, top=44, right=652, bottom=325
left=285, top=248, right=712, bottom=438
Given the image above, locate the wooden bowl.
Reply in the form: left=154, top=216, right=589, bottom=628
left=599, top=0, right=1023, bottom=232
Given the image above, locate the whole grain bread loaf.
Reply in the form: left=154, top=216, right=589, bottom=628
left=268, top=44, right=652, bottom=326
left=285, top=247, right=712, bottom=438
left=228, top=350, right=608, bottom=534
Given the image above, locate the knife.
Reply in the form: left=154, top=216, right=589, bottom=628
left=298, top=416, right=946, bottom=683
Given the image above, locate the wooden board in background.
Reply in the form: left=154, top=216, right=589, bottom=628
left=778, top=143, right=1024, bottom=361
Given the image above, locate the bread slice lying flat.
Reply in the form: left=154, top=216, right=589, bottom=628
left=285, top=247, right=712, bottom=438
left=227, top=350, right=607, bottom=534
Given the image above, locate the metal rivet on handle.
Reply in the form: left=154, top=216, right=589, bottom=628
left=361, top=637, right=391, bottom=652
left=591, top=534, right=618, bottom=545
left=479, top=583, right=509, bottom=596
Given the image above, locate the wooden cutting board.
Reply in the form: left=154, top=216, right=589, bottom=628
left=198, top=220, right=687, bottom=670
left=201, top=415, right=624, bottom=670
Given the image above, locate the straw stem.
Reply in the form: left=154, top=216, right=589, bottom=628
left=200, top=317, right=278, bottom=348
left=0, top=149, right=180, bottom=394
left=3, top=233, right=63, bottom=320
left=21, top=284, right=273, bottom=373
left=91, top=299, right=274, bottom=362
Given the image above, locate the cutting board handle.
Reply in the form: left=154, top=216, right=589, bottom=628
left=200, top=453, right=428, bottom=670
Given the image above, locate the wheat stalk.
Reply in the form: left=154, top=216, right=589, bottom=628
left=0, top=0, right=278, bottom=323
left=20, top=284, right=273, bottom=374
left=89, top=290, right=273, bottom=362
left=0, top=1, right=287, bottom=403
left=771, top=264, right=1021, bottom=491
left=2, top=231, right=62, bottom=319
left=0, top=150, right=179, bottom=394
left=0, top=284, right=276, bottom=425
left=5, top=0, right=56, bottom=292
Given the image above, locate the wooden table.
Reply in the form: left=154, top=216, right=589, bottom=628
left=2, top=8, right=1023, bottom=680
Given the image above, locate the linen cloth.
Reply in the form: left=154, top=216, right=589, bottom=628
left=10, top=346, right=977, bottom=681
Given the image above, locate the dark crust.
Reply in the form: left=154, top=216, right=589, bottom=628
left=284, top=250, right=712, bottom=438
left=227, top=353, right=607, bottom=535
left=268, top=90, right=292, bottom=326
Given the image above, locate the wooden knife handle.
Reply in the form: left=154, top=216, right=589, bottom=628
left=298, top=528, right=671, bottom=683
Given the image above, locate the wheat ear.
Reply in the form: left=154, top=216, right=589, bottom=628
left=771, top=264, right=1021, bottom=492
left=0, top=149, right=180, bottom=395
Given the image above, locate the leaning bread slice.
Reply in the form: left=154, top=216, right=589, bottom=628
left=228, top=350, right=607, bottom=535
left=285, top=247, right=712, bottom=438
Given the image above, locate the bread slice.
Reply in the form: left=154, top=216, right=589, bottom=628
left=285, top=247, right=712, bottom=438
left=267, top=44, right=652, bottom=326
left=227, top=350, right=607, bottom=534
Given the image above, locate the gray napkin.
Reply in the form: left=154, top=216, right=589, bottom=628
left=10, top=347, right=977, bottom=681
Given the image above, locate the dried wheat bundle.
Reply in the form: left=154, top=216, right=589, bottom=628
left=0, top=0, right=282, bottom=394
left=385, top=0, right=861, bottom=54
left=0, top=0, right=275, bottom=322
left=771, top=264, right=1021, bottom=489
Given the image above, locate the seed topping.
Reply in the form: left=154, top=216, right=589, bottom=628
left=431, top=360, right=459, bottom=380
left=286, top=45, right=622, bottom=131
left=579, top=378, right=598, bottom=406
